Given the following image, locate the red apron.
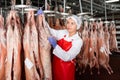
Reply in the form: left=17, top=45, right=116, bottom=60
left=52, top=36, right=75, bottom=80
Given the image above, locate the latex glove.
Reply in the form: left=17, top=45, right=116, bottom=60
left=48, top=37, right=57, bottom=48
left=36, top=9, right=43, bottom=15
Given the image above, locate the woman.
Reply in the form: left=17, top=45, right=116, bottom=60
left=37, top=10, right=83, bottom=80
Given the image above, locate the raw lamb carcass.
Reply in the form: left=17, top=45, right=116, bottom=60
left=97, top=21, right=113, bottom=75
left=5, top=11, right=22, bottom=80
left=23, top=11, right=43, bottom=80
left=36, top=14, right=52, bottom=80
left=0, top=15, right=6, bottom=80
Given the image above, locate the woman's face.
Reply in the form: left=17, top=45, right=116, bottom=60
left=66, top=18, right=77, bottom=34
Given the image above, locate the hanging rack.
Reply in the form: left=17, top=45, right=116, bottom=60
left=58, top=0, right=69, bottom=18
left=14, top=0, right=29, bottom=8
left=11, top=0, right=29, bottom=24
left=77, top=0, right=91, bottom=21
left=25, top=0, right=37, bottom=10
left=43, top=0, right=55, bottom=14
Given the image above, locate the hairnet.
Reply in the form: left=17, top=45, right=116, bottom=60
left=66, top=15, right=82, bottom=30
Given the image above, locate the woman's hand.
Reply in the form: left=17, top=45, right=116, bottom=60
left=48, top=36, right=57, bottom=48
left=36, top=9, right=43, bottom=15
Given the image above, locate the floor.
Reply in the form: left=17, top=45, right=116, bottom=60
left=21, top=51, right=120, bottom=80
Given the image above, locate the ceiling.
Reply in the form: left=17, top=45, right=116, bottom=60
left=0, top=0, right=120, bottom=18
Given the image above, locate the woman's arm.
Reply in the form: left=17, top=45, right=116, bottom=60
left=42, top=14, right=61, bottom=37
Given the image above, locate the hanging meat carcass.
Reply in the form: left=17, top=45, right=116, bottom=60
left=97, top=21, right=113, bottom=75
left=104, top=23, right=112, bottom=54
left=47, top=16, right=54, bottom=29
left=77, top=21, right=89, bottom=74
left=5, top=11, right=22, bottom=80
left=23, top=11, right=43, bottom=80
left=88, top=22, right=98, bottom=75
left=109, top=22, right=118, bottom=51
left=0, top=15, right=6, bottom=80
left=90, top=21, right=99, bottom=74
left=36, top=13, right=52, bottom=80
left=54, top=18, right=62, bottom=30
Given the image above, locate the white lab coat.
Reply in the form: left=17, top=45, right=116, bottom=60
left=46, top=22, right=83, bottom=61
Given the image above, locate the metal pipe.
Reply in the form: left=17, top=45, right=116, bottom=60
left=38, top=0, right=39, bottom=7
left=45, top=0, right=47, bottom=10
left=49, top=0, right=51, bottom=5
left=5, top=0, right=7, bottom=8
left=83, top=0, right=112, bottom=10
left=0, top=8, right=2, bottom=16
left=21, top=0, right=24, bottom=23
left=79, top=0, right=83, bottom=13
left=104, top=0, right=107, bottom=21
left=21, top=0, right=23, bottom=5
left=63, top=0, right=66, bottom=13
left=91, top=0, right=93, bottom=15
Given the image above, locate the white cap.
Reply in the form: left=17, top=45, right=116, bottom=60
left=66, top=15, right=82, bottom=30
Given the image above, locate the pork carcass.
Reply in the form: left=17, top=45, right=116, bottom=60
left=5, top=11, right=22, bottom=80
left=23, top=11, right=43, bottom=80
left=0, top=15, right=6, bottom=80
left=36, top=14, right=52, bottom=80
left=97, top=21, right=113, bottom=75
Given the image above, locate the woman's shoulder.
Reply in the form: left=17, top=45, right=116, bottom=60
left=72, top=34, right=83, bottom=44
left=56, top=29, right=68, bottom=39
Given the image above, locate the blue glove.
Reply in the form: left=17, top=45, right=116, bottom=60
left=48, top=37, right=57, bottom=48
left=36, top=9, right=43, bottom=15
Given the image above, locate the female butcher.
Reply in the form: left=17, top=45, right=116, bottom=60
left=37, top=10, right=83, bottom=80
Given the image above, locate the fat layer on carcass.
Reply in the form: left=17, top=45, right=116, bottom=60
left=0, top=15, right=7, bottom=80
left=5, top=11, right=22, bottom=80
left=23, top=11, right=43, bottom=80
left=36, top=14, right=52, bottom=80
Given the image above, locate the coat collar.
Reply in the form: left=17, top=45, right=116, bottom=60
left=64, top=30, right=79, bottom=40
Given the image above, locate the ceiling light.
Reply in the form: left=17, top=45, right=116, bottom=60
left=24, top=8, right=38, bottom=11
left=14, top=5, right=29, bottom=8
left=73, top=3, right=76, bottom=5
left=65, top=6, right=71, bottom=9
left=43, top=10, right=55, bottom=14
left=105, top=0, right=119, bottom=3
